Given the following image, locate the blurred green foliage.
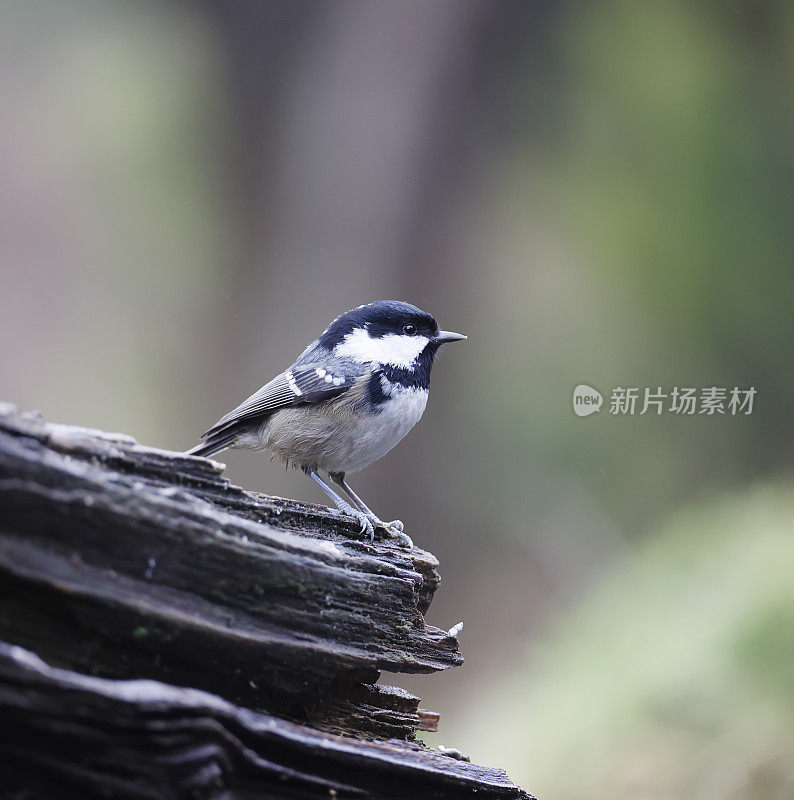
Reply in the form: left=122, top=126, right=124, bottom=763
left=444, top=6, right=794, bottom=793
left=447, top=482, right=794, bottom=799
left=474, top=0, right=794, bottom=535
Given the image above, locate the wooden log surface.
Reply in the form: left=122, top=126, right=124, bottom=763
left=0, top=641, right=531, bottom=799
left=0, top=402, right=534, bottom=799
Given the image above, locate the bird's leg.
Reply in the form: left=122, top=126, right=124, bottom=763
left=304, top=468, right=375, bottom=541
left=329, top=473, right=413, bottom=549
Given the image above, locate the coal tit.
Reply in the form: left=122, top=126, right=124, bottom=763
left=187, top=301, right=466, bottom=548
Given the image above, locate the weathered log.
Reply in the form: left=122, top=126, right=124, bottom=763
left=0, top=641, right=528, bottom=799
left=0, top=402, right=533, bottom=799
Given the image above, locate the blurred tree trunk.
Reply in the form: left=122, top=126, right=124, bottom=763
left=191, top=0, right=559, bottom=509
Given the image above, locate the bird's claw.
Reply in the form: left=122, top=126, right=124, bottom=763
left=390, top=528, right=414, bottom=549
left=340, top=507, right=375, bottom=541
left=338, top=506, right=411, bottom=548
left=375, top=519, right=412, bottom=549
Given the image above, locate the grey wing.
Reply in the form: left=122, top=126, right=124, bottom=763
left=200, top=360, right=366, bottom=441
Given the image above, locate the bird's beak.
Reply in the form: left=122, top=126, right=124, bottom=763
left=434, top=330, right=467, bottom=344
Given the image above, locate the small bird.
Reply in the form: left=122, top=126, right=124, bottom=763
left=187, top=301, right=466, bottom=548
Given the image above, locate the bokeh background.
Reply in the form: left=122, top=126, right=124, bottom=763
left=2, top=1, right=793, bottom=797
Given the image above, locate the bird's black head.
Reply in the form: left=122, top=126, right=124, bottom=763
left=319, top=301, right=436, bottom=348
left=317, top=301, right=466, bottom=392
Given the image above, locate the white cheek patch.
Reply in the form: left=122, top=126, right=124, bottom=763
left=333, top=328, right=430, bottom=367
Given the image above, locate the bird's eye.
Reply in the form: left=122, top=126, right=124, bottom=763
left=403, top=324, right=417, bottom=335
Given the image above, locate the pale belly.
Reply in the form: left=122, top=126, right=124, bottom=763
left=253, top=385, right=429, bottom=473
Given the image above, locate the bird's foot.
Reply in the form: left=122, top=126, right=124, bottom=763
left=371, top=517, right=412, bottom=549
left=335, top=503, right=411, bottom=548
left=337, top=504, right=375, bottom=541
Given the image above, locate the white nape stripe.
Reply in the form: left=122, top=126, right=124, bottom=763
left=333, top=327, right=430, bottom=368
left=285, top=371, right=302, bottom=396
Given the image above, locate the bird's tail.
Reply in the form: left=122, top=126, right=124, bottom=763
left=185, top=434, right=235, bottom=459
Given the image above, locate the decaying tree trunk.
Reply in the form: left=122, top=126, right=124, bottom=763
left=0, top=402, right=533, bottom=799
